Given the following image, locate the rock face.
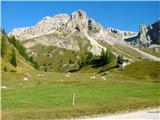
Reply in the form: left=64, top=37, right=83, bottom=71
left=9, top=10, right=159, bottom=57
left=9, top=10, right=107, bottom=55
left=65, top=10, right=89, bottom=33
left=9, top=10, right=93, bottom=40
left=106, top=28, right=137, bottom=41
left=10, top=14, right=70, bottom=40
left=125, top=20, right=160, bottom=47
left=9, top=9, right=137, bottom=44
left=149, top=20, right=160, bottom=45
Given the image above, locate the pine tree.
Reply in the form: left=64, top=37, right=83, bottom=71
left=33, top=61, right=39, bottom=69
left=1, top=36, right=7, bottom=57
left=100, top=49, right=113, bottom=65
left=1, top=28, right=7, bottom=35
left=86, top=52, right=93, bottom=64
left=117, top=55, right=124, bottom=67
left=69, top=59, right=72, bottom=64
left=9, top=36, right=29, bottom=61
left=29, top=56, right=39, bottom=69
left=106, top=50, right=112, bottom=64
left=10, top=48, right=17, bottom=67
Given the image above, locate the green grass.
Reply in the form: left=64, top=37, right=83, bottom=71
left=114, top=44, right=143, bottom=59
left=117, top=60, right=160, bottom=81
left=140, top=47, right=160, bottom=57
left=2, top=60, right=160, bottom=119
left=27, top=32, right=92, bottom=72
left=98, top=40, right=141, bottom=59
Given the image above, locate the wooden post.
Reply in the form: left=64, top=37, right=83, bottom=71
left=72, top=93, right=76, bottom=106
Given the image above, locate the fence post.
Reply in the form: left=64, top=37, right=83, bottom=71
left=72, top=93, right=76, bottom=106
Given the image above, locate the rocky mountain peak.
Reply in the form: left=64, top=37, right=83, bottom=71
left=9, top=13, right=70, bottom=40
left=10, top=10, right=97, bottom=39
left=137, top=20, right=160, bottom=46
left=71, top=10, right=87, bottom=20
left=65, top=10, right=89, bottom=33
left=125, top=20, right=160, bottom=47
left=36, top=14, right=70, bottom=26
left=150, top=20, right=160, bottom=44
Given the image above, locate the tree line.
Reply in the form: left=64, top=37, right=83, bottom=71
left=77, top=49, right=115, bottom=68
left=9, top=36, right=40, bottom=69
left=1, top=29, right=39, bottom=69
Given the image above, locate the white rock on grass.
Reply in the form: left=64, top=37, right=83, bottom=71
left=23, top=77, right=28, bottom=81
left=65, top=74, right=70, bottom=77
left=65, top=72, right=71, bottom=77
left=37, top=74, right=41, bottom=77
left=76, top=55, right=80, bottom=59
left=1, top=86, right=7, bottom=89
left=59, top=51, right=64, bottom=55
left=101, top=76, right=106, bottom=80
left=90, top=76, right=96, bottom=79
left=37, top=74, right=45, bottom=77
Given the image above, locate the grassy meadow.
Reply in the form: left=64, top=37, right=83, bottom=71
left=1, top=60, right=160, bottom=119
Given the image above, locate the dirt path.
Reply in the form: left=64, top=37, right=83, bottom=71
left=81, top=108, right=160, bottom=120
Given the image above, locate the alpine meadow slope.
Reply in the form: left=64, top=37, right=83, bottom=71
left=1, top=9, right=160, bottom=120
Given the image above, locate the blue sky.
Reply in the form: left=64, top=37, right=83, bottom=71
left=1, top=1, right=160, bottom=32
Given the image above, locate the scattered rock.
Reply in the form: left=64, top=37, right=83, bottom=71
left=59, top=51, right=64, bottom=55
left=101, top=76, right=106, bottom=80
left=76, top=55, right=80, bottom=59
left=65, top=72, right=72, bottom=77
left=90, top=76, right=96, bottom=79
left=37, top=74, right=45, bottom=77
left=1, top=86, right=7, bottom=89
left=23, top=77, right=28, bottom=81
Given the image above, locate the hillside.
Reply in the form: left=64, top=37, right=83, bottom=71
left=1, top=32, right=35, bottom=71
left=2, top=60, right=160, bottom=120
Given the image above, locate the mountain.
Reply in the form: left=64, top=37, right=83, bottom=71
left=9, top=10, right=160, bottom=72
left=125, top=20, right=160, bottom=47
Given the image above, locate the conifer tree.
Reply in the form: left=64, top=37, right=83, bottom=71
left=10, top=48, right=17, bottom=67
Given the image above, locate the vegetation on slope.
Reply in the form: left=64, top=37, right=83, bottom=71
left=1, top=32, right=39, bottom=71
left=10, top=48, right=17, bottom=67
left=2, top=60, right=160, bottom=119
left=28, top=32, right=116, bottom=72
left=140, top=47, right=160, bottom=57
left=1, top=29, right=159, bottom=119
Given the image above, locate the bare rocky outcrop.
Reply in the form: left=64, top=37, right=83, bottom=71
left=125, top=20, right=160, bottom=47
left=65, top=10, right=89, bottom=33
left=106, top=28, right=138, bottom=41
left=9, top=14, right=70, bottom=40
left=9, top=10, right=107, bottom=55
